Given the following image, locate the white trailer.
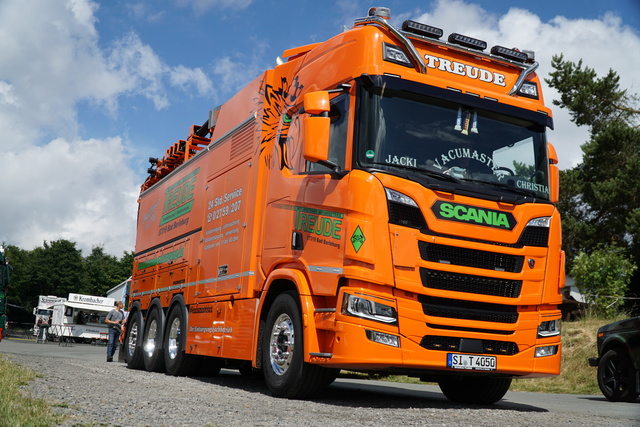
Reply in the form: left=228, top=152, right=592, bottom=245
left=33, top=295, right=67, bottom=336
left=49, top=293, right=116, bottom=343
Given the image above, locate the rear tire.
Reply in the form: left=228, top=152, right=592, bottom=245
left=124, top=309, right=144, bottom=370
left=142, top=307, right=165, bottom=372
left=164, top=302, right=200, bottom=376
left=598, top=349, right=640, bottom=402
left=262, top=291, right=338, bottom=398
left=438, top=376, right=511, bottom=404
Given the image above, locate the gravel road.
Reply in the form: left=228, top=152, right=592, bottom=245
left=2, top=339, right=637, bottom=427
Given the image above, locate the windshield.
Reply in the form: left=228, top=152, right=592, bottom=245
left=357, top=81, right=551, bottom=200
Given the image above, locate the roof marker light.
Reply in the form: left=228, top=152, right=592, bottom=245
left=517, top=81, right=539, bottom=99
left=402, top=20, right=443, bottom=39
left=382, top=43, right=413, bottom=67
left=448, top=33, right=487, bottom=51
left=491, top=45, right=528, bottom=63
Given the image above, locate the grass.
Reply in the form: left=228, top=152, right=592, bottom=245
left=0, top=354, right=65, bottom=427
left=510, top=313, right=627, bottom=394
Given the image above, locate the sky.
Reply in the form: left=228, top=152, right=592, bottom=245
left=1, top=0, right=639, bottom=257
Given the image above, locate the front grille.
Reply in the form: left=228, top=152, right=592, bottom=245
left=420, top=268, right=522, bottom=298
left=518, top=226, right=549, bottom=247
left=420, top=335, right=519, bottom=355
left=421, top=224, right=550, bottom=249
left=419, top=295, right=519, bottom=324
left=418, top=241, right=524, bottom=273
left=388, top=201, right=427, bottom=230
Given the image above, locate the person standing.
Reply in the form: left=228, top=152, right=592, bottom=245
left=105, top=301, right=124, bottom=362
left=36, top=316, right=45, bottom=341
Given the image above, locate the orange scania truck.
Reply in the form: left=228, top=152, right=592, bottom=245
left=124, top=7, right=565, bottom=404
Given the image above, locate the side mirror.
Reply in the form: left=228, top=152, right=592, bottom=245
left=548, top=142, right=559, bottom=204
left=303, top=91, right=334, bottom=168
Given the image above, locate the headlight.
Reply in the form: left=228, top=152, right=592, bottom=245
left=526, top=217, right=551, bottom=228
left=538, top=319, right=560, bottom=338
left=385, top=187, right=418, bottom=207
left=342, top=293, right=397, bottom=324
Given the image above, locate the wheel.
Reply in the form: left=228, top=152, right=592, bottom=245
left=597, top=349, right=640, bottom=402
left=163, top=302, right=200, bottom=376
left=438, top=375, right=512, bottom=404
left=262, top=291, right=338, bottom=398
left=142, top=307, right=166, bottom=372
left=124, top=309, right=145, bottom=370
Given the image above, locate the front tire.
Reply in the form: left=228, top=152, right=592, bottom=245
left=262, top=291, right=337, bottom=399
left=598, top=349, right=640, bottom=402
left=142, top=307, right=165, bottom=372
left=438, top=376, right=512, bottom=404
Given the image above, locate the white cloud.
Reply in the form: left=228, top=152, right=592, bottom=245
left=0, top=0, right=214, bottom=255
left=107, top=32, right=170, bottom=110
left=413, top=0, right=640, bottom=169
left=170, top=65, right=215, bottom=96
left=0, top=137, right=139, bottom=256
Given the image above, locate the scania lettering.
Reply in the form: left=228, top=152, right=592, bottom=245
left=435, top=201, right=516, bottom=229
left=124, top=7, right=564, bottom=405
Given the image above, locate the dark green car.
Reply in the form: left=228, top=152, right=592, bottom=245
left=589, top=316, right=640, bottom=402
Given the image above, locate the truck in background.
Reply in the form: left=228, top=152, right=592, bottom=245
left=0, top=247, right=10, bottom=342
left=49, top=293, right=116, bottom=343
left=33, top=295, right=67, bottom=336
left=123, top=6, right=564, bottom=404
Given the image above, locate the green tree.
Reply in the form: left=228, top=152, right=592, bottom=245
left=571, top=245, right=637, bottom=317
left=2, top=244, right=34, bottom=311
left=83, top=246, right=116, bottom=295
left=546, top=55, right=640, bottom=311
left=37, top=240, right=85, bottom=298
left=83, top=246, right=132, bottom=295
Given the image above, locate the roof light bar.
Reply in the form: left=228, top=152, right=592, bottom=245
left=491, top=45, right=528, bottom=63
left=402, top=20, right=443, bottom=39
left=448, top=33, right=487, bottom=51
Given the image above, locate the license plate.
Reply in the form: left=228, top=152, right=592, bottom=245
left=447, top=353, right=496, bottom=371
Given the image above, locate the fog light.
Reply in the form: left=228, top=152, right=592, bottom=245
left=366, top=329, right=400, bottom=347
left=535, top=345, right=558, bottom=357
left=538, top=319, right=560, bottom=338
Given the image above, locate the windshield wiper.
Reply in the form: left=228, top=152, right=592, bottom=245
left=375, top=163, right=461, bottom=184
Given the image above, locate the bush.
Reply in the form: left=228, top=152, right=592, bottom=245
left=570, top=245, right=637, bottom=318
